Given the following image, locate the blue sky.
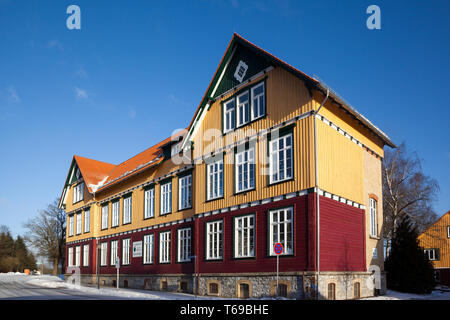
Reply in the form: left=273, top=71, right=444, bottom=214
left=0, top=0, right=449, bottom=238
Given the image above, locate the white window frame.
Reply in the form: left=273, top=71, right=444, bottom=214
left=123, top=196, right=132, bottom=224
left=160, top=182, right=172, bottom=215
left=234, top=60, right=248, bottom=83
left=100, top=242, right=108, bottom=266
left=144, top=187, right=155, bottom=219
left=224, top=98, right=236, bottom=133
left=159, top=231, right=171, bottom=263
left=269, top=133, right=293, bottom=184
left=269, top=207, right=294, bottom=256
left=68, top=247, right=73, bottom=267
left=73, top=182, right=84, bottom=203
left=143, top=234, right=154, bottom=264
left=370, top=198, right=378, bottom=237
left=235, top=147, right=255, bottom=193
left=101, top=204, right=109, bottom=230
left=84, top=209, right=90, bottom=233
left=122, top=238, right=131, bottom=265
left=177, top=228, right=191, bottom=262
left=425, top=249, right=439, bottom=261
left=68, top=215, right=74, bottom=237
left=110, top=240, right=119, bottom=266
left=178, top=174, right=192, bottom=210
left=75, top=246, right=81, bottom=267
left=251, top=82, right=265, bottom=120
left=76, top=212, right=82, bottom=235
left=83, top=244, right=89, bottom=267
left=236, top=90, right=250, bottom=127
left=447, top=226, right=450, bottom=238
left=234, top=214, right=255, bottom=258
left=207, top=159, right=224, bottom=201
left=206, top=220, right=223, bottom=260
left=111, top=200, right=119, bottom=227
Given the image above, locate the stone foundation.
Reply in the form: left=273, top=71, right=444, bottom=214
left=65, top=271, right=386, bottom=300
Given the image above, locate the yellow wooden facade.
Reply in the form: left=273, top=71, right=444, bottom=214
left=418, top=212, right=450, bottom=269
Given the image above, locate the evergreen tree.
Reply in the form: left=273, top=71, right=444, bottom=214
left=385, top=215, right=435, bottom=294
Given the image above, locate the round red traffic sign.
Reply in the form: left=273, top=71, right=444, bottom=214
left=274, top=242, right=283, bottom=255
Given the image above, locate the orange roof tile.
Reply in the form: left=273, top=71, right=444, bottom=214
left=73, top=155, right=116, bottom=193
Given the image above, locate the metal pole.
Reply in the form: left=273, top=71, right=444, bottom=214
left=96, top=245, right=100, bottom=290
left=116, top=267, right=119, bottom=289
left=276, top=255, right=279, bottom=297
left=194, top=255, right=197, bottom=298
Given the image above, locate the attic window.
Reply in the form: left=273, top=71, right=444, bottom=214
left=234, top=60, right=248, bottom=83
left=75, top=168, right=81, bottom=180
left=171, top=142, right=182, bottom=157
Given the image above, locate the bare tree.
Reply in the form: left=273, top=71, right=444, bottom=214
left=383, top=142, right=439, bottom=243
left=23, top=199, right=66, bottom=276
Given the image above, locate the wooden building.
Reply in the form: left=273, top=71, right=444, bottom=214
left=59, top=33, right=396, bottom=299
left=418, top=211, right=450, bottom=286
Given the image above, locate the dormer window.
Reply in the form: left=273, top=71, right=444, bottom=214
left=171, top=141, right=182, bottom=157
left=234, top=60, right=248, bottom=83
left=73, top=182, right=84, bottom=203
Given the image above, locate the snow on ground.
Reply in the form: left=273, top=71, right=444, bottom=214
left=0, top=273, right=226, bottom=300
left=362, top=286, right=450, bottom=300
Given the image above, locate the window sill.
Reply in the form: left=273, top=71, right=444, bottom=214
left=369, top=235, right=381, bottom=240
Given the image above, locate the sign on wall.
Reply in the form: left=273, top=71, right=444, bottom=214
left=132, top=241, right=142, bottom=258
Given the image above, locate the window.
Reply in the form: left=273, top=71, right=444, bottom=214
left=75, top=246, right=81, bottom=267
left=101, top=204, right=109, bottom=230
left=144, top=187, right=155, bottom=219
left=122, top=238, right=131, bottom=265
left=238, top=283, right=250, bottom=299
left=328, top=283, right=336, bottom=300
left=234, top=215, right=255, bottom=258
left=177, top=228, right=191, bottom=262
left=277, top=284, right=288, bottom=298
left=209, top=282, right=219, bottom=295
left=143, top=234, right=154, bottom=264
left=237, top=91, right=250, bottom=127
left=269, top=133, right=293, bottom=184
left=179, top=175, right=192, bottom=210
left=207, top=160, right=224, bottom=200
left=111, top=240, right=118, bottom=266
left=68, top=247, right=73, bottom=267
left=447, top=226, right=450, bottom=238
left=68, top=215, right=74, bottom=237
left=269, top=207, right=293, bottom=256
left=235, top=147, right=255, bottom=193
left=84, top=209, right=90, bottom=233
left=159, top=231, right=171, bottom=263
left=354, top=282, right=360, bottom=299
left=251, top=82, right=265, bottom=120
left=425, top=249, right=440, bottom=261
left=76, top=212, right=82, bottom=235
left=234, top=60, right=248, bottom=83
left=100, top=242, right=108, bottom=266
left=224, top=99, right=236, bottom=133
left=111, top=201, right=119, bottom=227
left=370, top=198, right=378, bottom=237
left=206, top=220, right=223, bottom=260
left=223, top=82, right=265, bottom=134
left=123, top=196, right=132, bottom=224
left=434, top=270, right=441, bottom=283
left=83, top=244, right=89, bottom=267
left=160, top=182, right=172, bottom=215
left=73, top=182, right=84, bottom=203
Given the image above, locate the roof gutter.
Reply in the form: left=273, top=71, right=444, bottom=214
left=313, top=88, right=329, bottom=300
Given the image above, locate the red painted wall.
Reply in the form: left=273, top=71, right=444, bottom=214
left=319, top=196, right=366, bottom=271
left=66, top=192, right=366, bottom=276
left=197, top=195, right=310, bottom=274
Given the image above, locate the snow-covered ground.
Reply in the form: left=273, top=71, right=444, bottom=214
left=361, top=286, right=450, bottom=300
left=0, top=272, right=226, bottom=300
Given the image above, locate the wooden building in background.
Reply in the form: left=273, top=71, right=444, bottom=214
left=418, top=211, right=450, bottom=286
left=59, top=33, right=396, bottom=299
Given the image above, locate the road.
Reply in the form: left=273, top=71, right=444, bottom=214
left=0, top=274, right=131, bottom=300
